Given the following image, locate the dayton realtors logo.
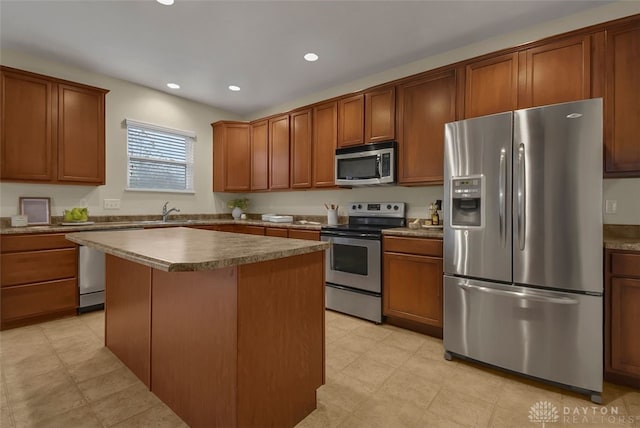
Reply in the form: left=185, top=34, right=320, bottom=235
left=529, top=401, right=636, bottom=426
left=529, top=401, right=559, bottom=427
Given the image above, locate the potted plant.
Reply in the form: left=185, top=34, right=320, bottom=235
left=227, top=198, right=249, bottom=220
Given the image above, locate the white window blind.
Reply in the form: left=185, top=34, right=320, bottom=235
left=125, top=119, right=195, bottom=192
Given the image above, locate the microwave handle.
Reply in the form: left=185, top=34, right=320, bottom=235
left=376, top=155, right=382, bottom=179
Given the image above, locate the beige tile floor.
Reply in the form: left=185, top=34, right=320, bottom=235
left=1, top=310, right=638, bottom=428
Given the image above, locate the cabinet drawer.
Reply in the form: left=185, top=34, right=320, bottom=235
left=611, top=252, right=640, bottom=277
left=1, top=279, right=77, bottom=322
left=234, top=225, right=265, bottom=236
left=384, top=236, right=443, bottom=257
left=1, top=233, right=76, bottom=253
left=1, top=248, right=77, bottom=287
left=288, top=229, right=320, bottom=241
left=265, top=227, right=288, bottom=238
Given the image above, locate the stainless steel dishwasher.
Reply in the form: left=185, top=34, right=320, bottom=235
left=78, top=245, right=106, bottom=312
left=77, top=227, right=142, bottom=313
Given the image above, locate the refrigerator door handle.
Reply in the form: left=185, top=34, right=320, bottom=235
left=517, top=143, right=526, bottom=251
left=499, top=148, right=507, bottom=248
left=456, top=280, right=578, bottom=305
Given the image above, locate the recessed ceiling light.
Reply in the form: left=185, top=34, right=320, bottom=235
left=167, top=83, right=180, bottom=89
left=304, top=53, right=319, bottom=62
left=157, top=0, right=174, bottom=5
left=228, top=85, right=241, bottom=91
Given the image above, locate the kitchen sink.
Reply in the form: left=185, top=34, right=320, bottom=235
left=138, top=219, right=199, bottom=225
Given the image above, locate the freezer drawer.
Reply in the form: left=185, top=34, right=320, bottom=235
left=443, top=275, right=602, bottom=393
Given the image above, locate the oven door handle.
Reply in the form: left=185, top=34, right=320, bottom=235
left=321, top=231, right=379, bottom=239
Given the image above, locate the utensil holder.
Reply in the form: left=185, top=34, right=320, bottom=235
left=327, top=209, right=338, bottom=225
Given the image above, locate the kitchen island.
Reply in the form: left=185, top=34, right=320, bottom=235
left=66, top=227, right=329, bottom=428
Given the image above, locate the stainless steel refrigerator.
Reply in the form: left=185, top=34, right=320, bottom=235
left=443, top=98, right=603, bottom=403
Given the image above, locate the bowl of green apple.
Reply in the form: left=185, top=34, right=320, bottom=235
left=62, top=208, right=91, bottom=224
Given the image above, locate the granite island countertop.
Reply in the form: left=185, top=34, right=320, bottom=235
left=66, top=227, right=329, bottom=272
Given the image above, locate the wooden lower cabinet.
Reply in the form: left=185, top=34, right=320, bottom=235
left=0, top=233, right=78, bottom=329
left=605, top=249, right=640, bottom=387
left=383, top=236, right=443, bottom=337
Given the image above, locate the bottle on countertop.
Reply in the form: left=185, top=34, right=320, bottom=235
left=429, top=202, right=439, bottom=226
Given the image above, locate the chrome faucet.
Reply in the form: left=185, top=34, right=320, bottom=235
left=162, top=201, right=180, bottom=222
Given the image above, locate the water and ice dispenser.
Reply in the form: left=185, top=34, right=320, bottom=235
left=450, top=176, right=483, bottom=228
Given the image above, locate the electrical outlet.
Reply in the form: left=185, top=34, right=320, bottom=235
left=605, top=200, right=617, bottom=214
left=103, top=199, right=121, bottom=210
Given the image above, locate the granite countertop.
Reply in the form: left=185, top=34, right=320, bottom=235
left=65, top=227, right=329, bottom=272
left=604, top=225, right=640, bottom=251
left=0, top=218, right=323, bottom=235
left=383, top=227, right=444, bottom=239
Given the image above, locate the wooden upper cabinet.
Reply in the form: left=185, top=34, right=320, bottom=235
left=396, top=69, right=457, bottom=185
left=269, top=114, right=290, bottom=189
left=365, top=86, right=395, bottom=143
left=518, top=34, right=592, bottom=109
left=1, top=69, right=54, bottom=181
left=312, top=101, right=337, bottom=188
left=0, top=66, right=108, bottom=185
left=465, top=53, right=519, bottom=118
left=290, top=109, right=312, bottom=188
left=212, top=121, right=251, bottom=192
left=57, top=83, right=106, bottom=184
left=337, top=94, right=364, bottom=147
left=250, top=120, right=268, bottom=190
left=604, top=19, right=640, bottom=176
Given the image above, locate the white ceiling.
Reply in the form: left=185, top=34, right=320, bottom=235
left=0, top=0, right=611, bottom=117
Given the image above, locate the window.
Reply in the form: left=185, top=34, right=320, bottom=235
left=125, top=119, right=196, bottom=192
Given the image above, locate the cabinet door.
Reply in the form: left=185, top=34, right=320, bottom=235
left=519, top=34, right=591, bottom=108
left=312, top=101, right=337, bottom=188
left=337, top=94, right=364, bottom=147
left=611, top=277, right=640, bottom=377
left=0, top=69, right=54, bottom=181
left=57, top=83, right=106, bottom=184
left=605, top=20, right=640, bottom=176
left=396, top=70, right=457, bottom=185
left=250, top=120, right=268, bottom=190
left=365, top=87, right=395, bottom=143
left=225, top=123, right=251, bottom=191
left=465, top=53, right=518, bottom=118
left=269, top=115, right=290, bottom=189
left=290, top=109, right=312, bottom=188
left=383, top=252, right=443, bottom=327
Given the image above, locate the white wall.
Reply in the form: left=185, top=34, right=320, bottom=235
left=0, top=50, right=239, bottom=218
left=235, top=1, right=640, bottom=225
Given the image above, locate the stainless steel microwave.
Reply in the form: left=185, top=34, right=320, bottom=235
left=335, top=141, right=396, bottom=186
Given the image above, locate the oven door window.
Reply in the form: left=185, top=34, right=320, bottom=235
left=332, top=243, right=368, bottom=275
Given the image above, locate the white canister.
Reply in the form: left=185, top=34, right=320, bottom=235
left=327, top=209, right=338, bottom=226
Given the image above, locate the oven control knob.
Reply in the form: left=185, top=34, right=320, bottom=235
left=386, top=204, right=392, bottom=210
left=352, top=204, right=357, bottom=210
left=357, top=204, right=362, bottom=209
left=393, top=205, right=399, bottom=210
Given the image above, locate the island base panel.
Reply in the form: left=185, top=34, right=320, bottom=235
left=237, top=250, right=325, bottom=428
left=105, top=255, right=151, bottom=387
left=151, top=267, right=238, bottom=428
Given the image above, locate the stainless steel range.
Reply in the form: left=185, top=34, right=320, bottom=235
left=321, top=202, right=405, bottom=323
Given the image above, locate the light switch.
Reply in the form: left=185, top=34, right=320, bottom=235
left=605, top=200, right=617, bottom=214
